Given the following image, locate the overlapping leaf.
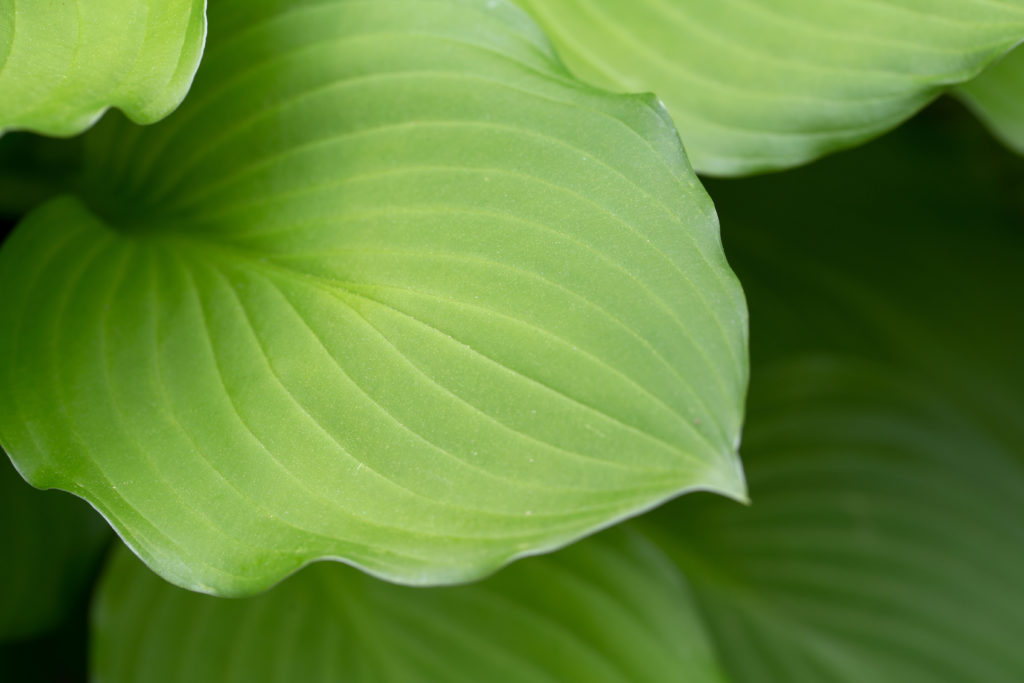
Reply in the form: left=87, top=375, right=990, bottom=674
left=0, top=0, right=206, bottom=137
left=647, top=360, right=1024, bottom=683
left=0, top=0, right=748, bottom=596
left=0, top=453, right=108, bottom=641
left=958, top=45, right=1024, bottom=155
left=642, top=109, right=1024, bottom=682
left=92, top=528, right=727, bottom=682
left=514, top=0, right=1024, bottom=174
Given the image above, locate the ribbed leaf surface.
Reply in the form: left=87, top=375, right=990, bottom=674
left=649, top=360, right=1024, bottom=683
left=514, top=0, right=1024, bottom=174
left=0, top=0, right=206, bottom=137
left=92, top=528, right=728, bottom=683
left=0, top=0, right=748, bottom=596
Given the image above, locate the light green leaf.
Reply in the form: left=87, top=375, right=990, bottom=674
left=92, top=528, right=728, bottom=683
left=0, top=0, right=748, bottom=596
left=513, top=0, right=1024, bottom=175
left=957, top=44, right=1024, bottom=155
left=0, top=452, right=109, bottom=641
left=0, top=0, right=207, bottom=137
left=643, top=108, right=1024, bottom=682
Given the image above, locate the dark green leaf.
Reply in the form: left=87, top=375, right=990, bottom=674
left=649, top=359, right=1024, bottom=683
left=92, top=528, right=727, bottom=683
left=0, top=454, right=108, bottom=641
left=644, top=108, right=1024, bottom=683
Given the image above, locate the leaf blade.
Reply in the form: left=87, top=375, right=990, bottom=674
left=513, top=0, right=1024, bottom=174
left=92, top=528, right=729, bottom=683
left=0, top=0, right=207, bottom=137
left=0, top=0, right=748, bottom=595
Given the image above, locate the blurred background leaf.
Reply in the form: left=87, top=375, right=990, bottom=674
left=0, top=455, right=109, bottom=641
left=92, top=527, right=727, bottom=683
left=0, top=454, right=110, bottom=681
left=644, top=98, right=1024, bottom=682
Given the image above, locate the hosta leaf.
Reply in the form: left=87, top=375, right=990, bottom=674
left=0, top=452, right=108, bottom=641
left=0, top=0, right=748, bottom=596
left=92, top=528, right=728, bottom=683
left=0, top=0, right=207, bottom=137
left=649, top=359, right=1024, bottom=683
left=644, top=108, right=1024, bottom=682
left=513, top=0, right=1024, bottom=175
left=957, top=45, right=1024, bottom=155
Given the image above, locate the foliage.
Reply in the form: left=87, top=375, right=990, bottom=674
left=0, top=0, right=206, bottom=137
left=515, top=0, right=1024, bottom=174
left=1, top=0, right=1022, bottom=681
left=0, top=0, right=746, bottom=595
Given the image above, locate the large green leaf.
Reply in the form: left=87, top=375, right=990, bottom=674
left=513, top=0, right=1024, bottom=175
left=92, top=528, right=727, bottom=683
left=0, top=0, right=207, bottom=137
left=958, top=44, right=1024, bottom=155
left=0, top=0, right=748, bottom=596
left=0, top=452, right=108, bottom=641
left=643, top=107, right=1024, bottom=682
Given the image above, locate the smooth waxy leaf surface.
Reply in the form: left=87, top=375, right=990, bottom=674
left=958, top=45, right=1024, bottom=155
left=0, top=0, right=748, bottom=596
left=0, top=453, right=108, bottom=641
left=0, top=0, right=206, bottom=137
left=644, top=109, right=1024, bottom=682
left=93, top=528, right=728, bottom=683
left=514, top=0, right=1024, bottom=175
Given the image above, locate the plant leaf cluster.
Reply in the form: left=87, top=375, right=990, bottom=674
left=1, top=0, right=1022, bottom=681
